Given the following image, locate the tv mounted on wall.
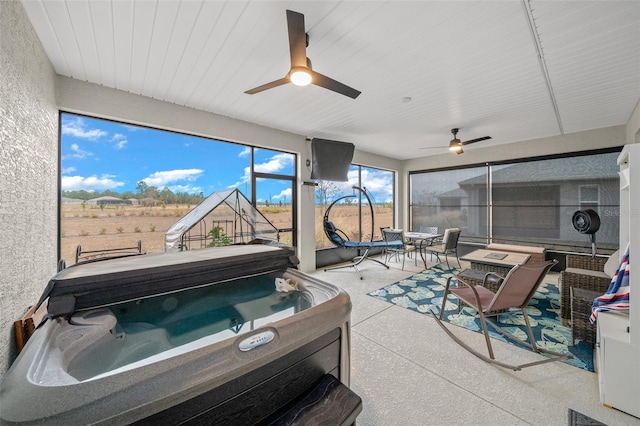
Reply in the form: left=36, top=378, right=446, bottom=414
left=310, top=138, right=355, bottom=182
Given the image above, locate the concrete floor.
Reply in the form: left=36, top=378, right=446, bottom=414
left=308, top=254, right=640, bottom=426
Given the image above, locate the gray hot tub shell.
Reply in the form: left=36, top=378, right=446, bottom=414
left=0, top=243, right=354, bottom=425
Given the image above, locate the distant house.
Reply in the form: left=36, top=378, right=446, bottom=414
left=61, top=197, right=84, bottom=204
left=457, top=157, right=619, bottom=246
left=87, top=196, right=132, bottom=206
left=434, top=187, right=468, bottom=213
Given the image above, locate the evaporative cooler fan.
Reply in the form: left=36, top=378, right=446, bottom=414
left=572, top=209, right=601, bottom=257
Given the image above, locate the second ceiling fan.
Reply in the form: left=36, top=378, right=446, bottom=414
left=422, top=128, right=492, bottom=154
left=244, top=10, right=361, bottom=99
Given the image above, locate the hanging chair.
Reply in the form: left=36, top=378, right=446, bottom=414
left=323, top=186, right=403, bottom=279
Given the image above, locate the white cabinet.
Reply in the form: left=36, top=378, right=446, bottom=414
left=595, top=144, right=640, bottom=418
left=597, top=311, right=640, bottom=417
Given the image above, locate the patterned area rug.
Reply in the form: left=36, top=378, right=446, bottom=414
left=368, top=264, right=595, bottom=371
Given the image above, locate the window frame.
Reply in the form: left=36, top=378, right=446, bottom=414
left=58, top=111, right=298, bottom=261
left=408, top=147, right=622, bottom=252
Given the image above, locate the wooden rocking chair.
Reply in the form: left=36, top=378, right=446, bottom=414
left=430, top=259, right=573, bottom=371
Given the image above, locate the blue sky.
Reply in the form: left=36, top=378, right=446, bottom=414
left=60, top=113, right=393, bottom=203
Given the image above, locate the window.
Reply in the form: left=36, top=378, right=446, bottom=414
left=60, top=113, right=296, bottom=264
left=409, top=150, right=620, bottom=252
left=579, top=185, right=600, bottom=211
left=253, top=148, right=296, bottom=246
left=315, top=165, right=394, bottom=249
left=410, top=166, right=489, bottom=244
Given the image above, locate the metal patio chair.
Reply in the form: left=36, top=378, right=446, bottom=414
left=424, top=227, right=461, bottom=269
left=382, top=228, right=415, bottom=270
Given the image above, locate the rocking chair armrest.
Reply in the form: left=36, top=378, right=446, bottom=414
left=443, top=276, right=455, bottom=292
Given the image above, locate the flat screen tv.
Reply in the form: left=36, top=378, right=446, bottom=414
left=310, top=138, right=355, bottom=182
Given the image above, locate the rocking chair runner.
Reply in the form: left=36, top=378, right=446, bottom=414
left=430, top=260, right=573, bottom=371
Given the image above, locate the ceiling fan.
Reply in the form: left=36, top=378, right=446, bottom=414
left=421, top=128, right=492, bottom=154
left=244, top=10, right=361, bottom=99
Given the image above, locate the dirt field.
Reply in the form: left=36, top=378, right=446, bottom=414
left=61, top=203, right=393, bottom=264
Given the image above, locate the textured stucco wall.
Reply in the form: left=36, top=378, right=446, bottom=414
left=0, top=0, right=58, bottom=375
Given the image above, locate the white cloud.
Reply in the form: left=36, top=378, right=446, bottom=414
left=62, top=143, right=94, bottom=160
left=227, top=165, right=251, bottom=189
left=142, top=169, right=204, bottom=187
left=61, top=166, right=76, bottom=174
left=167, top=184, right=203, bottom=194
left=254, top=153, right=293, bottom=173
left=228, top=153, right=294, bottom=190
left=358, top=169, right=394, bottom=201
left=238, top=147, right=251, bottom=157
left=120, top=123, right=140, bottom=132
left=61, top=117, right=107, bottom=140
left=61, top=175, right=125, bottom=191
left=272, top=188, right=292, bottom=201
left=322, top=168, right=393, bottom=203
left=111, top=133, right=127, bottom=150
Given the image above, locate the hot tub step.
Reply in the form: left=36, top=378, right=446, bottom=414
left=264, top=374, right=362, bottom=426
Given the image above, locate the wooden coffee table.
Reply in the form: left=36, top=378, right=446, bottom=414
left=460, top=249, right=530, bottom=275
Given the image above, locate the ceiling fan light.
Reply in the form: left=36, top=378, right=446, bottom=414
left=290, top=68, right=312, bottom=86
left=449, top=139, right=462, bottom=153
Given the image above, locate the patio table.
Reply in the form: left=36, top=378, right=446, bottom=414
left=404, top=231, right=443, bottom=270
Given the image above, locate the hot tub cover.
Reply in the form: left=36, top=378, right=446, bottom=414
left=37, top=241, right=299, bottom=318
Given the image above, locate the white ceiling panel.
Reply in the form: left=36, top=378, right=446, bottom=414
left=87, top=0, right=116, bottom=88
left=20, top=0, right=640, bottom=160
left=111, top=0, right=134, bottom=91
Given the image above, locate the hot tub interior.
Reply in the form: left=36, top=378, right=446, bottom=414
left=67, top=273, right=313, bottom=381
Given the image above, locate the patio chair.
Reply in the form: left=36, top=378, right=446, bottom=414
left=424, top=227, right=461, bottom=269
left=430, top=259, right=573, bottom=371
left=382, top=229, right=415, bottom=270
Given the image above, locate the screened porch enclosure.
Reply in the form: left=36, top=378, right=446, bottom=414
left=409, top=150, right=620, bottom=253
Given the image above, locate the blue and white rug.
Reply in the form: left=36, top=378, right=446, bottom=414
left=368, top=264, right=595, bottom=371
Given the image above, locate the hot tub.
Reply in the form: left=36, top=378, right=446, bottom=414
left=1, top=242, right=359, bottom=425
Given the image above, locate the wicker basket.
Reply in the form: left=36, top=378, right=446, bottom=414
left=559, top=255, right=611, bottom=322
left=566, top=255, right=607, bottom=271
left=570, top=287, right=600, bottom=345
left=456, top=268, right=504, bottom=293
left=469, top=261, right=511, bottom=277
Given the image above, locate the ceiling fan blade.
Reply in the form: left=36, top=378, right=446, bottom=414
left=286, top=10, right=307, bottom=68
left=310, top=70, right=361, bottom=99
left=461, top=136, right=492, bottom=145
left=244, top=77, right=290, bottom=95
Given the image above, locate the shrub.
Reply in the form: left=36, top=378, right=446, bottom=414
left=80, top=230, right=89, bottom=236
left=116, top=227, right=124, bottom=234
left=99, top=228, right=106, bottom=235
left=149, top=224, right=156, bottom=232
left=134, top=226, right=141, bottom=233
left=207, top=226, right=231, bottom=247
